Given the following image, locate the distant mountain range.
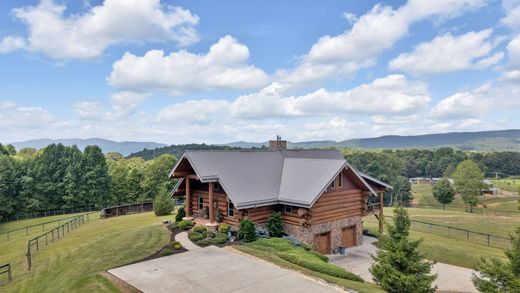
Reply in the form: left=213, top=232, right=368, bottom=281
left=11, top=138, right=167, bottom=156
left=10, top=129, right=520, bottom=158
left=222, top=129, right=520, bottom=151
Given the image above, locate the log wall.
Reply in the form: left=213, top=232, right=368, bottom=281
left=309, top=189, right=363, bottom=225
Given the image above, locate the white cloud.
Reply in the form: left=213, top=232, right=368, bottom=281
left=389, top=30, right=501, bottom=74
left=4, top=0, right=199, bottom=60
left=500, top=0, right=520, bottom=30
left=275, top=0, right=486, bottom=88
left=73, top=101, right=105, bottom=120
left=107, top=91, right=149, bottom=120
left=430, top=92, right=489, bottom=119
left=0, top=101, right=16, bottom=110
left=502, top=35, right=520, bottom=81
left=0, top=36, right=26, bottom=53
left=0, top=103, right=57, bottom=129
left=108, top=36, right=269, bottom=94
left=230, top=75, right=431, bottom=119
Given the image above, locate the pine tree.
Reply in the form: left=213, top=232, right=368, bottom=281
left=153, top=188, right=174, bottom=216
left=266, top=212, right=283, bottom=237
left=432, top=178, right=455, bottom=209
left=370, top=206, right=437, bottom=293
left=82, top=145, right=110, bottom=208
left=472, top=226, right=520, bottom=292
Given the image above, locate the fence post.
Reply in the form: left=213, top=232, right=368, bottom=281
left=7, top=264, right=12, bottom=282
left=45, top=233, right=48, bottom=245
left=36, top=238, right=39, bottom=251
left=42, top=223, right=45, bottom=232
left=467, top=231, right=469, bottom=241
left=7, top=231, right=9, bottom=241
left=26, top=243, right=32, bottom=270
left=487, top=235, right=490, bottom=246
left=26, top=227, right=28, bottom=236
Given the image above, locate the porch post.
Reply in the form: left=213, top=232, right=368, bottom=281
left=209, top=182, right=215, bottom=223
left=185, top=176, right=191, bottom=218
left=378, top=191, right=384, bottom=233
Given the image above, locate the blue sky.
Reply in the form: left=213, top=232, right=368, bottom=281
left=0, top=0, right=519, bottom=144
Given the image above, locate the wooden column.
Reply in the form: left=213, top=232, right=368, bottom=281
left=209, top=182, right=215, bottom=223
left=378, top=192, right=384, bottom=233
left=185, top=176, right=191, bottom=217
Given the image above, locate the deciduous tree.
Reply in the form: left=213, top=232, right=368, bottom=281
left=452, top=160, right=484, bottom=213
left=432, top=178, right=455, bottom=209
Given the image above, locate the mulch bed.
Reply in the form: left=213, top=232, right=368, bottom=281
left=138, top=224, right=188, bottom=262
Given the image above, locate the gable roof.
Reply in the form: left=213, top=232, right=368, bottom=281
left=169, top=150, right=388, bottom=209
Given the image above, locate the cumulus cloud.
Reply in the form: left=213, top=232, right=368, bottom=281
left=500, top=0, right=520, bottom=30
left=275, top=0, right=486, bottom=88
left=0, top=36, right=26, bottom=53
left=157, top=99, right=229, bottom=125
left=3, top=0, right=199, bottom=60
left=389, top=30, right=502, bottom=74
left=0, top=103, right=57, bottom=129
left=430, top=92, right=489, bottom=119
left=108, top=36, right=269, bottom=94
left=501, top=35, right=520, bottom=81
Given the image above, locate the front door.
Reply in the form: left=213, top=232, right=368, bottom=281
left=342, top=225, right=357, bottom=247
left=314, top=232, right=331, bottom=254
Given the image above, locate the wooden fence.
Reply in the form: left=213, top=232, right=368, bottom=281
left=100, top=202, right=153, bottom=218
left=2, top=206, right=97, bottom=223
left=0, top=214, right=91, bottom=242
left=26, top=213, right=96, bottom=270
left=0, top=264, right=12, bottom=284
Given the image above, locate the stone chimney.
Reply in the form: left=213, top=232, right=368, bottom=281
left=269, top=135, right=287, bottom=151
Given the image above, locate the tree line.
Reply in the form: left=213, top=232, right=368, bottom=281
left=0, top=143, right=176, bottom=220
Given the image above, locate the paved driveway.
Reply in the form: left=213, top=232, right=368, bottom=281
left=330, top=236, right=477, bottom=293
left=108, top=246, right=342, bottom=293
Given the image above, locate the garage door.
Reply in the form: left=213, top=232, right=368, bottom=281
left=314, top=232, right=331, bottom=254
left=342, top=226, right=357, bottom=247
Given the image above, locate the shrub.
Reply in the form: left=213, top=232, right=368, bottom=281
left=178, top=220, right=194, bottom=230
left=211, top=236, right=228, bottom=245
left=170, top=241, right=183, bottom=250
left=160, top=248, right=173, bottom=256
left=201, top=231, right=208, bottom=238
left=218, top=223, right=230, bottom=234
left=216, top=232, right=228, bottom=239
left=266, top=212, right=284, bottom=237
left=175, top=206, right=186, bottom=222
left=188, top=232, right=204, bottom=241
left=238, top=219, right=256, bottom=242
left=193, top=225, right=207, bottom=233
left=309, top=251, right=329, bottom=262
left=202, top=206, right=209, bottom=219
left=196, top=239, right=210, bottom=246
left=153, top=189, right=175, bottom=216
left=277, top=252, right=363, bottom=282
left=216, top=209, right=223, bottom=223
left=207, top=231, right=216, bottom=239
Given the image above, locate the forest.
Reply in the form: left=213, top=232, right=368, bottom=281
left=1, top=142, right=520, bottom=220
left=0, top=143, right=175, bottom=220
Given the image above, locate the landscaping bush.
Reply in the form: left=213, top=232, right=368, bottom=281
left=196, top=239, right=210, bottom=246
left=207, top=231, right=216, bottom=239
left=153, top=189, right=175, bottom=216
left=277, top=252, right=363, bottom=282
left=309, top=251, right=329, bottom=262
left=211, top=236, right=228, bottom=245
left=188, top=232, right=204, bottom=241
left=238, top=219, right=256, bottom=242
left=175, top=206, right=186, bottom=222
left=266, top=212, right=283, bottom=237
left=170, top=241, right=183, bottom=250
left=178, top=220, right=194, bottom=230
left=160, top=248, right=174, bottom=256
left=193, top=225, right=207, bottom=233
left=216, top=232, right=228, bottom=239
left=218, top=223, right=230, bottom=234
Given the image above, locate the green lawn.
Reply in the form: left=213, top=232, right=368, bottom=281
left=235, top=238, right=385, bottom=293
left=490, top=179, right=520, bottom=193
left=364, top=216, right=507, bottom=269
left=0, top=212, right=91, bottom=234
left=1, top=212, right=174, bottom=292
left=411, top=183, right=466, bottom=206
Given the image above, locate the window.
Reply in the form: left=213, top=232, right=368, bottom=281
left=198, top=196, right=204, bottom=209
left=228, top=201, right=235, bottom=217
left=330, top=178, right=335, bottom=189
left=284, top=205, right=293, bottom=214
left=338, top=174, right=343, bottom=189
left=214, top=182, right=220, bottom=191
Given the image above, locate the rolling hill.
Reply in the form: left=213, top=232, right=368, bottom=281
left=11, top=138, right=167, bottom=156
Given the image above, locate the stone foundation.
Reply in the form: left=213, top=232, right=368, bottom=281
left=283, top=216, right=362, bottom=252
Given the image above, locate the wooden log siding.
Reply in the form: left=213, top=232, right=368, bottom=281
left=246, top=206, right=274, bottom=224
left=309, top=189, right=363, bottom=224
left=190, top=189, right=239, bottom=225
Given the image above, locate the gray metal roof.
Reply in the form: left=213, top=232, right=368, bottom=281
left=358, top=171, right=394, bottom=190
left=170, top=150, right=386, bottom=209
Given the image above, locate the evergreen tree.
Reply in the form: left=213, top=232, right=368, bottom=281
left=108, top=159, right=130, bottom=204
left=452, top=160, right=484, bottom=213
left=127, top=168, right=144, bottom=202
left=0, top=155, right=21, bottom=220
left=432, top=178, right=455, bottom=209
left=153, top=188, right=174, bottom=216
left=472, top=226, right=520, bottom=292
left=370, top=206, right=437, bottom=293
left=266, top=212, right=283, bottom=237
left=142, top=154, right=176, bottom=200
left=63, top=146, right=84, bottom=208
left=82, top=145, right=110, bottom=207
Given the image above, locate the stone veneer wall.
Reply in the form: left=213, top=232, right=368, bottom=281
left=283, top=216, right=362, bottom=251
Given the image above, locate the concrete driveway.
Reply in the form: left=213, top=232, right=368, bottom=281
left=108, top=246, right=342, bottom=293
left=329, top=236, right=477, bottom=293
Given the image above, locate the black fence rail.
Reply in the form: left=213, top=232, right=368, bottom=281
left=0, top=214, right=96, bottom=242
left=2, top=207, right=97, bottom=223
left=383, top=216, right=512, bottom=250
left=0, top=263, right=12, bottom=285
left=100, top=202, right=153, bottom=218
left=408, top=204, right=484, bottom=214
left=26, top=212, right=96, bottom=270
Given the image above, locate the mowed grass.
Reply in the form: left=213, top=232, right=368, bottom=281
left=235, top=239, right=385, bottom=293
left=0, top=212, right=90, bottom=234
left=490, top=179, right=520, bottom=193
left=363, top=217, right=507, bottom=269
left=411, top=183, right=465, bottom=206
left=1, top=212, right=173, bottom=292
